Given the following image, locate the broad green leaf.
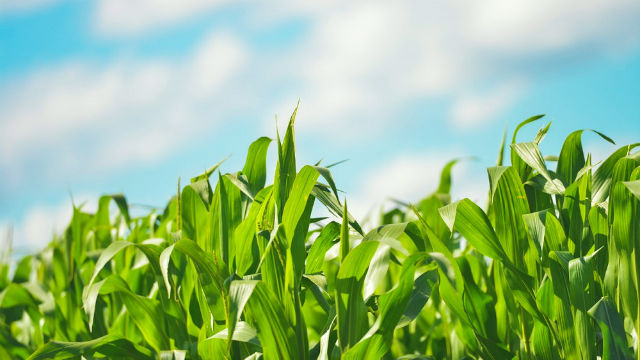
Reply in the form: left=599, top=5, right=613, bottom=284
left=532, top=277, right=553, bottom=360
left=227, top=280, right=259, bottom=348
left=335, top=241, right=380, bottom=352
left=510, top=114, right=546, bottom=180
left=174, top=238, right=228, bottom=328
left=306, top=222, right=340, bottom=274
left=487, top=166, right=533, bottom=275
left=225, top=172, right=255, bottom=200
left=588, top=297, right=633, bottom=360
left=569, top=249, right=602, bottom=359
left=341, top=334, right=388, bottom=360
left=511, top=142, right=564, bottom=194
left=459, top=257, right=497, bottom=341
left=282, top=165, right=319, bottom=246
left=397, top=270, right=436, bottom=327
left=0, top=283, right=38, bottom=309
left=273, top=104, right=298, bottom=221
left=362, top=223, right=411, bottom=255
left=523, top=210, right=546, bottom=260
left=362, top=244, right=390, bottom=300
left=243, top=281, right=299, bottom=360
left=556, top=129, right=614, bottom=185
left=592, top=143, right=640, bottom=202
left=242, top=137, right=272, bottom=194
left=181, top=184, right=211, bottom=248
left=159, top=243, right=175, bottom=298
left=209, top=321, right=260, bottom=346
left=235, top=186, right=272, bottom=275
left=28, top=335, right=153, bottom=360
left=83, top=274, right=170, bottom=351
left=439, top=199, right=506, bottom=263
left=623, top=179, right=640, bottom=200
left=436, top=159, right=460, bottom=194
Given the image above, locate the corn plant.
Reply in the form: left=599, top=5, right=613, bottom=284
left=1, top=107, right=640, bottom=359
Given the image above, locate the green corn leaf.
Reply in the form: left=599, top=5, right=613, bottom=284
left=235, top=186, right=273, bottom=276
left=191, top=155, right=229, bottom=183
left=487, top=165, right=534, bottom=276
left=181, top=183, right=211, bottom=248
left=335, top=241, right=380, bottom=352
left=496, top=124, right=507, bottom=166
left=439, top=199, right=507, bottom=263
left=242, top=137, right=272, bottom=195
left=459, top=257, right=497, bottom=341
left=556, top=129, right=614, bottom=185
left=0, top=283, right=39, bottom=311
left=436, top=159, right=460, bottom=194
left=273, top=103, right=298, bottom=221
left=243, top=281, right=299, bottom=359
left=159, top=350, right=187, bottom=360
left=209, top=321, right=260, bottom=346
left=341, top=334, right=388, bottom=360
left=86, top=240, right=163, bottom=296
left=511, top=142, right=565, bottom=194
left=282, top=165, right=320, bottom=247
left=588, top=297, right=633, bottom=360
left=159, top=243, right=175, bottom=298
left=623, top=179, right=640, bottom=200
left=592, top=143, right=640, bottom=203
left=312, top=184, right=364, bottom=235
left=28, top=335, right=154, bottom=360
left=510, top=114, right=545, bottom=180
left=227, top=280, right=259, bottom=348
left=225, top=172, right=255, bottom=200
left=531, top=277, right=554, bottom=360
left=397, top=270, right=437, bottom=327
left=83, top=274, right=170, bottom=351
left=569, top=248, right=602, bottom=359
left=511, top=114, right=546, bottom=145
left=339, top=200, right=350, bottom=263
left=306, top=221, right=340, bottom=274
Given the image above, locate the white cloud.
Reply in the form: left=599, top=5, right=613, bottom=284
left=450, top=80, right=526, bottom=129
left=0, top=31, right=246, bottom=188
left=94, top=0, right=232, bottom=36
left=466, top=0, right=640, bottom=53
left=7, top=0, right=639, bottom=149
left=256, top=0, right=640, bottom=136
left=347, top=150, right=488, bottom=221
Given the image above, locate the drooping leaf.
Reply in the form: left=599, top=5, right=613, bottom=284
left=28, top=335, right=154, bottom=360
left=588, top=297, right=633, bottom=360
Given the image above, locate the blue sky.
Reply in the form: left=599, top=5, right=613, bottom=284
left=1, top=0, right=639, bottom=254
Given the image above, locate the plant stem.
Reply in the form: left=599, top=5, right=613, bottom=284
left=521, top=308, right=531, bottom=359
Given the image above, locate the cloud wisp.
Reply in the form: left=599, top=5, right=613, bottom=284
left=3, top=0, right=639, bottom=187
left=0, top=31, right=246, bottom=189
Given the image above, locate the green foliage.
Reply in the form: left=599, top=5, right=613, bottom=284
left=1, top=109, right=639, bottom=359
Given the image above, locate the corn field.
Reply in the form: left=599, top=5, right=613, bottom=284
left=2, top=108, right=640, bottom=359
